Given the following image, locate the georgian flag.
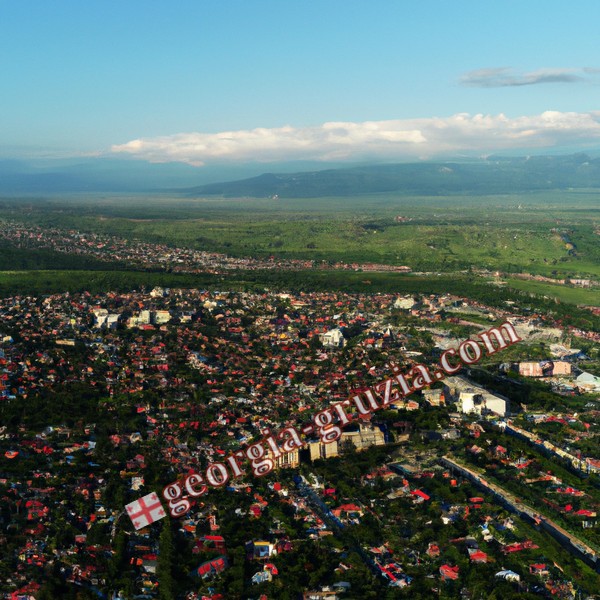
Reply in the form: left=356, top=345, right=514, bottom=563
left=126, top=492, right=166, bottom=530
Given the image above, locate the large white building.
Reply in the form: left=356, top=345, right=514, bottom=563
left=444, top=376, right=508, bottom=417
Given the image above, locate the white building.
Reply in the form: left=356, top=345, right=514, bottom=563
left=153, top=310, right=171, bottom=325
left=319, top=328, right=346, bottom=348
left=340, top=424, right=385, bottom=451
left=394, top=296, right=417, bottom=310
left=150, top=286, right=166, bottom=297
left=92, top=308, right=108, bottom=328
left=445, top=376, right=508, bottom=417
left=106, top=314, right=120, bottom=330
left=576, top=372, right=600, bottom=392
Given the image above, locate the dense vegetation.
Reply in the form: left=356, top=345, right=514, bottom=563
left=0, top=241, right=125, bottom=271
left=2, top=191, right=600, bottom=281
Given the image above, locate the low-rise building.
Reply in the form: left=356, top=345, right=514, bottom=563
left=519, top=360, right=572, bottom=377
left=319, top=328, right=346, bottom=348
left=340, top=424, right=385, bottom=451
left=153, top=310, right=171, bottom=325
left=308, top=440, right=339, bottom=461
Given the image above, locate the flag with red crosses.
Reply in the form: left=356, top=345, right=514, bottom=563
left=126, top=492, right=166, bottom=530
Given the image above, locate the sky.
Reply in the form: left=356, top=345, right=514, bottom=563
left=2, top=0, right=600, bottom=167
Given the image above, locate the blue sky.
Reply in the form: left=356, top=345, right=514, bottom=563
left=2, top=0, right=600, bottom=165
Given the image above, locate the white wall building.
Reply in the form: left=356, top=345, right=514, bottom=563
left=445, top=376, right=508, bottom=417
left=319, top=328, right=346, bottom=348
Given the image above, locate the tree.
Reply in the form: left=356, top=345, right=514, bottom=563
left=221, top=546, right=245, bottom=597
left=108, top=528, right=128, bottom=585
left=157, top=520, right=175, bottom=600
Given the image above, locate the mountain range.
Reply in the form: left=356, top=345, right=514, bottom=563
left=1, top=152, right=600, bottom=197
left=187, top=153, right=600, bottom=198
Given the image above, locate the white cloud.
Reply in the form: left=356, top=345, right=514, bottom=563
left=111, top=111, right=600, bottom=165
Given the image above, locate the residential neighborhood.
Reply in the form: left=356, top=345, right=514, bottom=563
left=1, top=284, right=600, bottom=598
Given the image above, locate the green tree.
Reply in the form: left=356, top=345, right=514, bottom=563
left=157, top=520, right=175, bottom=600
left=222, top=546, right=245, bottom=597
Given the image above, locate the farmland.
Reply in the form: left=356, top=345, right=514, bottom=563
left=1, top=190, right=599, bottom=281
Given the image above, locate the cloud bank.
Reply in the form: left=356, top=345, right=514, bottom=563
left=460, top=67, right=598, bottom=87
left=111, top=111, right=600, bottom=166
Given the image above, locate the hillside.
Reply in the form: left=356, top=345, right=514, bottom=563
left=186, top=153, right=600, bottom=197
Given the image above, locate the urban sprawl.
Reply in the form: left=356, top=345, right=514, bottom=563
left=1, top=285, right=600, bottom=599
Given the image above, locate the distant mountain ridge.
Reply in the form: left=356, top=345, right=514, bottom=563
left=2, top=152, right=600, bottom=196
left=0, top=157, right=355, bottom=194
left=185, top=153, right=600, bottom=197
left=0, top=158, right=199, bottom=193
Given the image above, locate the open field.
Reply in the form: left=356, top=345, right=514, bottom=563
left=1, top=191, right=599, bottom=280
left=504, top=277, right=600, bottom=305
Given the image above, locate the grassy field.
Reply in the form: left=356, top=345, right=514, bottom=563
left=1, top=190, right=599, bottom=278
left=504, top=277, right=600, bottom=305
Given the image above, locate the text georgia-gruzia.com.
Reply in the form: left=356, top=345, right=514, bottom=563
left=162, top=321, right=521, bottom=517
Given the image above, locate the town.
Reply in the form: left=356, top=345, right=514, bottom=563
left=4, top=3, right=600, bottom=599
left=1, top=284, right=600, bottom=599
left=0, top=220, right=413, bottom=276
